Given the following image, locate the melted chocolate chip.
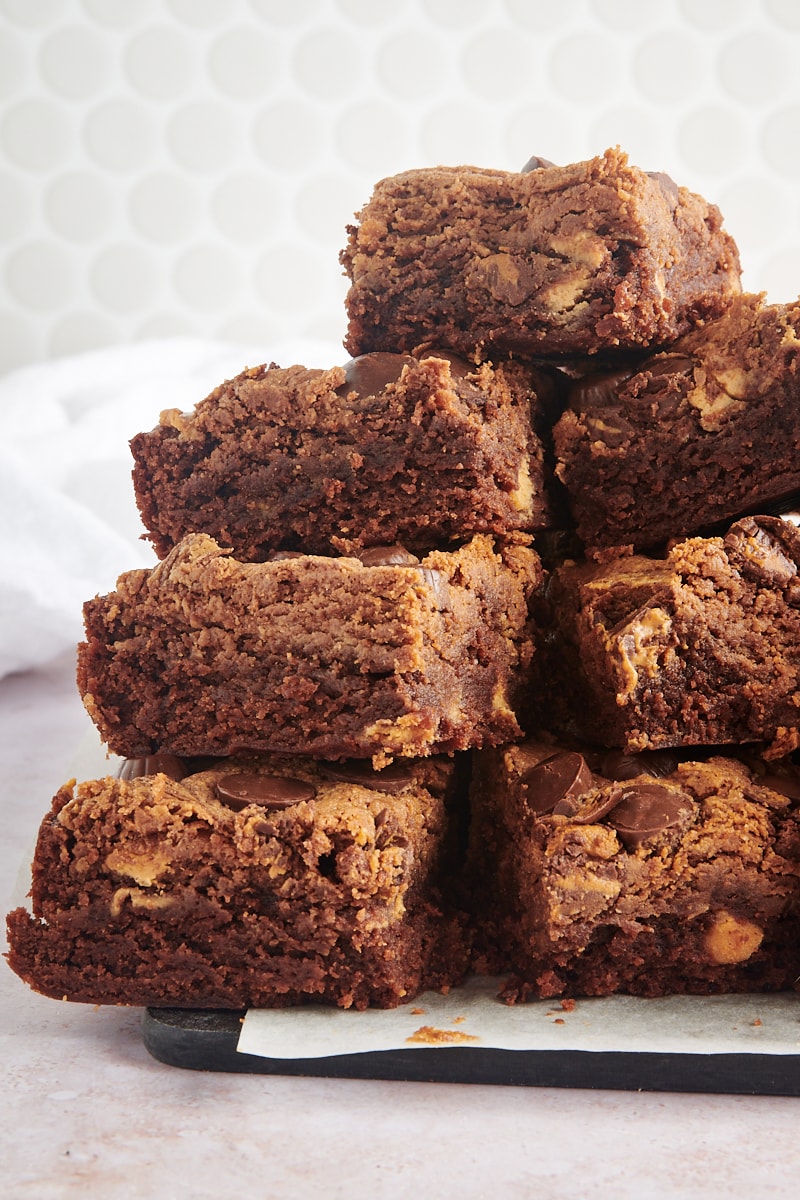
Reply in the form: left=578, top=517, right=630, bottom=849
left=118, top=754, right=188, bottom=782
left=724, top=516, right=800, bottom=588
left=520, top=155, right=556, bottom=172
left=336, top=352, right=415, bottom=400
left=321, top=759, right=416, bottom=794
left=419, top=349, right=474, bottom=379
left=415, top=567, right=445, bottom=597
left=757, top=773, right=800, bottom=802
left=354, top=545, right=420, bottom=567
left=601, top=748, right=681, bottom=782
left=568, top=367, right=637, bottom=412
left=215, top=773, right=316, bottom=812
left=521, top=752, right=594, bottom=816
left=554, top=784, right=627, bottom=825
left=643, top=354, right=696, bottom=380
left=607, top=782, right=694, bottom=850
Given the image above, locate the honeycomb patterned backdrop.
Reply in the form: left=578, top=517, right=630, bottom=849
left=4, top=0, right=800, bottom=376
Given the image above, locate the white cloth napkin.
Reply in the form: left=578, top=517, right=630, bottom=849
left=0, top=336, right=344, bottom=679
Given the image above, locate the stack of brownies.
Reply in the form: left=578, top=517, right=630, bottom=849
left=9, top=147, right=800, bottom=1010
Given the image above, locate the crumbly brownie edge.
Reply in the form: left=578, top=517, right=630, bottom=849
left=131, top=355, right=551, bottom=560
left=78, top=534, right=540, bottom=762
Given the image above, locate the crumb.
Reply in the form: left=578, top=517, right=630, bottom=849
left=751, top=1018, right=763, bottom=1027
left=410, top=1007, right=425, bottom=1016
left=406, top=1025, right=479, bottom=1045
left=560, top=997, right=576, bottom=1012
left=452, top=1015, right=466, bottom=1024
left=553, top=1018, right=565, bottom=1025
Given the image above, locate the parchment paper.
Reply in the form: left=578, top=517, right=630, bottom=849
left=239, top=977, right=800, bottom=1060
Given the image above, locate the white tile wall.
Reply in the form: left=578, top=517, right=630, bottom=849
left=3, top=0, right=800, bottom=374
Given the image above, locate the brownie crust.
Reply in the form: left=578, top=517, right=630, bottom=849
left=341, top=148, right=741, bottom=360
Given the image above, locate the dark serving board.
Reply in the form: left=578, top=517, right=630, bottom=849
left=142, top=1008, right=800, bottom=1095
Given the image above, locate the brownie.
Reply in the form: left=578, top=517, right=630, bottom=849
left=78, top=533, right=540, bottom=762
left=131, top=351, right=555, bottom=561
left=530, top=515, right=800, bottom=755
left=341, top=147, right=741, bottom=360
left=553, top=293, right=800, bottom=552
left=5, top=752, right=470, bottom=1010
left=468, top=738, right=800, bottom=999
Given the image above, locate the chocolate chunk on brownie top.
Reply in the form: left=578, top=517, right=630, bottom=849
left=468, top=738, right=800, bottom=999
left=78, top=533, right=540, bottom=762
left=6, top=752, right=470, bottom=1010
left=341, top=147, right=741, bottom=360
left=131, top=351, right=553, bottom=561
left=554, top=293, right=800, bottom=551
left=530, top=515, right=800, bottom=755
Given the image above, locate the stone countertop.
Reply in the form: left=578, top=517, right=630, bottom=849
left=2, top=652, right=800, bottom=1200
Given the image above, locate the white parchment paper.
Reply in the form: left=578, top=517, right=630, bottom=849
left=238, top=978, right=800, bottom=1061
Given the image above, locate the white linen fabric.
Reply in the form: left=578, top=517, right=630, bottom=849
left=0, top=337, right=342, bottom=679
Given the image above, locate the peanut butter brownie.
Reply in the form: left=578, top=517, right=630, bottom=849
left=554, top=293, right=800, bottom=551
left=468, top=738, right=800, bottom=999
left=6, top=752, right=469, bottom=1009
left=78, top=533, right=540, bottom=762
left=131, top=351, right=555, bottom=561
left=341, top=148, right=741, bottom=360
left=529, top=515, right=800, bottom=755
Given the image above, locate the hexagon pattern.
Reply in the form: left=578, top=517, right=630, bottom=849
left=4, top=0, right=800, bottom=374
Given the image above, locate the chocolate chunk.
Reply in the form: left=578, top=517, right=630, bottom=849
left=568, top=367, right=637, bottom=412
left=520, top=155, right=556, bottom=172
left=337, top=352, right=415, bottom=400
left=321, top=759, right=416, bottom=794
left=117, top=754, right=188, bottom=782
left=758, top=773, right=800, bottom=802
left=521, top=751, right=594, bottom=816
left=724, top=516, right=800, bottom=588
left=601, top=748, right=681, bottom=781
left=607, top=781, right=694, bottom=850
left=215, top=773, right=315, bottom=812
left=373, top=806, right=409, bottom=849
left=354, top=544, right=420, bottom=567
